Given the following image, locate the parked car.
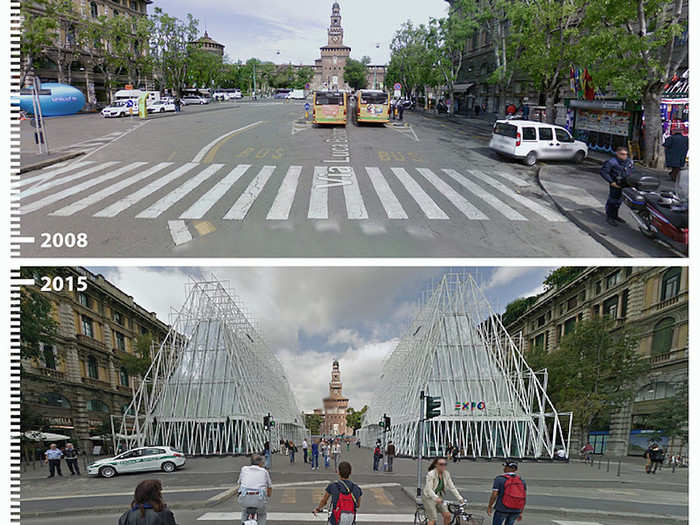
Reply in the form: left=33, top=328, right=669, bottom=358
left=489, top=119, right=588, bottom=166
left=147, top=99, right=176, bottom=113
left=87, top=446, right=186, bottom=478
left=287, top=89, right=307, bottom=100
left=181, top=95, right=210, bottom=105
left=100, top=100, right=137, bottom=118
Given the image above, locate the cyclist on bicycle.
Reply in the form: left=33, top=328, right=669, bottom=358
left=237, top=455, right=272, bottom=525
left=423, top=457, right=465, bottom=525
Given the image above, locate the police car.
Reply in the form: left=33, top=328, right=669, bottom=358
left=87, top=446, right=186, bottom=478
left=100, top=100, right=136, bottom=118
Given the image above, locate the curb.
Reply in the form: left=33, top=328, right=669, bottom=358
left=206, top=483, right=239, bottom=506
left=20, top=499, right=214, bottom=519
left=400, top=485, right=687, bottom=524
left=19, top=151, right=85, bottom=174
left=535, top=166, right=629, bottom=257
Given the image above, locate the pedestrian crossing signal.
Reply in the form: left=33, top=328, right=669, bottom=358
left=426, top=396, right=441, bottom=420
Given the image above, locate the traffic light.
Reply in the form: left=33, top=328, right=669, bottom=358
left=263, top=415, right=270, bottom=430
left=384, top=415, right=391, bottom=431
left=425, top=396, right=441, bottom=419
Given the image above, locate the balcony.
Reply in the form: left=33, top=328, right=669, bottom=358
left=76, top=333, right=107, bottom=352
left=650, top=348, right=688, bottom=366
left=643, top=291, right=688, bottom=314
left=116, top=384, right=132, bottom=394
left=37, top=367, right=67, bottom=381
left=81, top=376, right=113, bottom=390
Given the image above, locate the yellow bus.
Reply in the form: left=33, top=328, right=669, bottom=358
left=355, top=89, right=389, bottom=124
left=313, top=91, right=348, bottom=126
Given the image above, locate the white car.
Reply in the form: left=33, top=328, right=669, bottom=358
left=182, top=95, right=210, bottom=105
left=489, top=119, right=588, bottom=166
left=148, top=100, right=176, bottom=113
left=101, top=101, right=137, bottom=118
left=231, top=90, right=243, bottom=99
left=87, top=446, right=186, bottom=478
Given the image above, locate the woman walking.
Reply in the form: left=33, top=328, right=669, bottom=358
left=423, top=457, right=464, bottom=525
left=331, top=440, right=341, bottom=472
left=289, top=441, right=296, bottom=464
left=118, top=480, right=177, bottom=525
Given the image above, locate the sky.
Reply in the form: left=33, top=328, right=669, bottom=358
left=154, top=0, right=449, bottom=64
left=90, top=266, right=554, bottom=413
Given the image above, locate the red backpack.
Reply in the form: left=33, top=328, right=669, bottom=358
left=332, top=480, right=357, bottom=525
left=500, top=474, right=526, bottom=510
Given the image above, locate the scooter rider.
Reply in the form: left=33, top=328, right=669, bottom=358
left=600, top=146, right=634, bottom=227
left=238, top=455, right=272, bottom=525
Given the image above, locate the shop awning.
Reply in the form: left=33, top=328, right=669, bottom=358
left=663, top=69, right=688, bottom=98
left=453, top=83, right=475, bottom=93
left=24, top=431, right=71, bottom=441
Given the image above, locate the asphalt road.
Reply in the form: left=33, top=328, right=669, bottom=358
left=18, top=101, right=616, bottom=257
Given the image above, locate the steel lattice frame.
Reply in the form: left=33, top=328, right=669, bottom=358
left=358, top=274, right=572, bottom=459
left=115, top=278, right=304, bottom=456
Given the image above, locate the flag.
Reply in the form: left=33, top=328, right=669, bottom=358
left=583, top=68, right=595, bottom=101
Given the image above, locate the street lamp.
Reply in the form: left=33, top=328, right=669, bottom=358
left=374, top=43, right=381, bottom=89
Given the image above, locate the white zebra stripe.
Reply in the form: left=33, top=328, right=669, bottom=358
left=168, top=220, right=193, bottom=246
left=390, top=167, right=448, bottom=220
left=16, top=161, right=95, bottom=188
left=180, top=164, right=252, bottom=220
left=267, top=166, right=303, bottom=220
left=94, top=163, right=198, bottom=218
left=416, top=168, right=488, bottom=220
left=20, top=162, right=119, bottom=199
left=136, top=164, right=225, bottom=219
left=466, top=169, right=566, bottom=222
left=308, top=167, right=328, bottom=219
left=441, top=169, right=528, bottom=221
left=50, top=163, right=174, bottom=217
left=223, top=166, right=276, bottom=220
left=492, top=170, right=530, bottom=187
left=21, top=162, right=146, bottom=215
left=343, top=168, right=368, bottom=220
left=365, top=167, right=408, bottom=219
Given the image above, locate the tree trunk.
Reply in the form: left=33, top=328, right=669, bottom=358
left=448, top=87, right=455, bottom=116
left=545, top=92, right=556, bottom=124
left=496, top=85, right=506, bottom=117
left=642, top=90, right=664, bottom=169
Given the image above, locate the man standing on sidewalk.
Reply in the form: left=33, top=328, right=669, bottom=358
left=44, top=443, right=64, bottom=478
left=302, top=438, right=309, bottom=464
left=663, top=129, right=688, bottom=182
left=487, top=461, right=527, bottom=525
left=600, top=146, right=633, bottom=227
left=64, top=443, right=80, bottom=475
left=386, top=441, right=396, bottom=473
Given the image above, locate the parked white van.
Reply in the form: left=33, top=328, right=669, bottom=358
left=113, top=89, right=160, bottom=104
left=489, top=120, right=588, bottom=166
left=287, top=89, right=307, bottom=100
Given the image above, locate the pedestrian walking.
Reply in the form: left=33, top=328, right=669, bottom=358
left=118, top=480, right=177, bottom=525
left=64, top=442, right=80, bottom=475
left=323, top=441, right=331, bottom=470
left=398, top=98, right=405, bottom=121
left=289, top=441, right=296, bottom=464
left=332, top=441, right=341, bottom=472
left=174, top=97, right=181, bottom=113
left=44, top=443, right=63, bottom=478
left=346, top=439, right=350, bottom=452
left=302, top=438, right=309, bottom=464
left=647, top=443, right=665, bottom=474
left=423, top=457, right=464, bottom=525
left=600, top=146, right=633, bottom=227
left=372, top=442, right=382, bottom=472
left=522, top=104, right=530, bottom=120
left=264, top=441, right=271, bottom=470
left=311, top=439, right=320, bottom=470
left=580, top=442, right=594, bottom=465
left=663, top=129, right=689, bottom=182
left=487, top=461, right=527, bottom=525
left=386, top=441, right=396, bottom=473
left=313, top=461, right=362, bottom=525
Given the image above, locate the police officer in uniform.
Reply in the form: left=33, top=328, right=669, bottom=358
left=64, top=442, right=80, bottom=475
left=44, top=443, right=64, bottom=478
left=600, top=146, right=633, bottom=227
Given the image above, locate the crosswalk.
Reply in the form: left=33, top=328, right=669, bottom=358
left=18, top=160, right=569, bottom=225
left=55, top=124, right=146, bottom=154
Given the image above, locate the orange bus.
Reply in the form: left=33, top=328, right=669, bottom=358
left=313, top=91, right=348, bottom=126
left=354, top=89, right=389, bottom=124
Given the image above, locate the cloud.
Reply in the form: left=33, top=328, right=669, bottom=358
left=485, top=268, right=536, bottom=290
left=327, top=328, right=364, bottom=347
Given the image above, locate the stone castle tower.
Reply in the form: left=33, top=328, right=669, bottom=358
left=321, top=360, right=349, bottom=436
left=313, top=2, right=351, bottom=90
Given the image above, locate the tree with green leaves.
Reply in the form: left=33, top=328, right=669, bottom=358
left=541, top=318, right=648, bottom=446
left=19, top=0, right=61, bottom=87
left=187, top=48, right=223, bottom=89
left=344, top=58, right=369, bottom=90
left=582, top=0, right=688, bottom=168
left=543, top=267, right=585, bottom=290
left=149, top=8, right=199, bottom=96
left=508, top=0, right=589, bottom=123
left=304, top=413, right=323, bottom=435
left=20, top=268, right=59, bottom=361
left=644, top=381, right=688, bottom=454
left=501, top=296, right=538, bottom=327
left=346, top=405, right=369, bottom=432
left=294, top=67, right=314, bottom=90
left=120, top=333, right=153, bottom=380
left=388, top=21, right=436, bottom=101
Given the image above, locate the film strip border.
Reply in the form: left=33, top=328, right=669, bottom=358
left=10, top=0, right=22, bottom=258
left=10, top=269, right=30, bottom=524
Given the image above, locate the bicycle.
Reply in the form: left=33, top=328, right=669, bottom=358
left=415, top=500, right=484, bottom=525
left=242, top=506, right=260, bottom=525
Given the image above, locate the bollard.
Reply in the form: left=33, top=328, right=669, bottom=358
left=607, top=459, right=610, bottom=472
left=598, top=459, right=601, bottom=469
left=617, top=460, right=621, bottom=477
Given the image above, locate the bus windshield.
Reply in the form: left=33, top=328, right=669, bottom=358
left=315, top=93, right=344, bottom=106
left=360, top=92, right=388, bottom=105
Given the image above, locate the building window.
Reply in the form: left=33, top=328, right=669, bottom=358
left=567, top=296, right=577, bottom=310
left=606, top=271, right=621, bottom=289
left=87, top=399, right=110, bottom=413
left=579, top=290, right=586, bottom=302
left=660, top=268, right=682, bottom=301
left=81, top=315, right=94, bottom=338
left=114, top=331, right=126, bottom=352
left=90, top=1, right=98, bottom=18
left=140, top=326, right=148, bottom=336
left=534, top=333, right=545, bottom=351
left=595, top=281, right=602, bottom=295
left=78, top=292, right=91, bottom=308
left=620, top=289, right=629, bottom=318
left=130, top=0, right=137, bottom=9
left=559, top=303, right=565, bottom=315
left=651, top=317, right=675, bottom=356
left=537, top=315, right=545, bottom=328
left=563, top=317, right=577, bottom=335
left=119, top=367, right=129, bottom=387
left=635, top=382, right=676, bottom=402
left=122, top=404, right=135, bottom=416
left=42, top=344, right=56, bottom=370
left=602, top=296, right=618, bottom=318
left=39, top=392, right=71, bottom=408
left=87, top=356, right=98, bottom=379
left=592, top=304, right=600, bottom=318
left=113, top=310, right=124, bottom=326
left=625, top=267, right=633, bottom=277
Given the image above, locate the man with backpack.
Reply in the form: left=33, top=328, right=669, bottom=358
left=487, top=461, right=527, bottom=525
left=372, top=442, right=382, bottom=471
left=313, top=461, right=362, bottom=525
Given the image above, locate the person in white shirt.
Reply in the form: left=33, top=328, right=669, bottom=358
left=331, top=441, right=341, bottom=472
left=238, top=455, right=272, bottom=525
left=302, top=439, right=309, bottom=464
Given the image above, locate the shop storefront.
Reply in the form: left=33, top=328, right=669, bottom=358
left=660, top=70, right=689, bottom=139
left=569, top=99, right=641, bottom=154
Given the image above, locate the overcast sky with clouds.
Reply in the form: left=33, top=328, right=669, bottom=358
left=89, top=266, right=554, bottom=412
left=154, top=0, right=449, bottom=64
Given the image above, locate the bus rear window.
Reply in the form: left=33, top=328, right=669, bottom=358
left=493, top=123, right=518, bottom=138
left=316, top=94, right=344, bottom=106
left=361, top=92, right=388, bottom=105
